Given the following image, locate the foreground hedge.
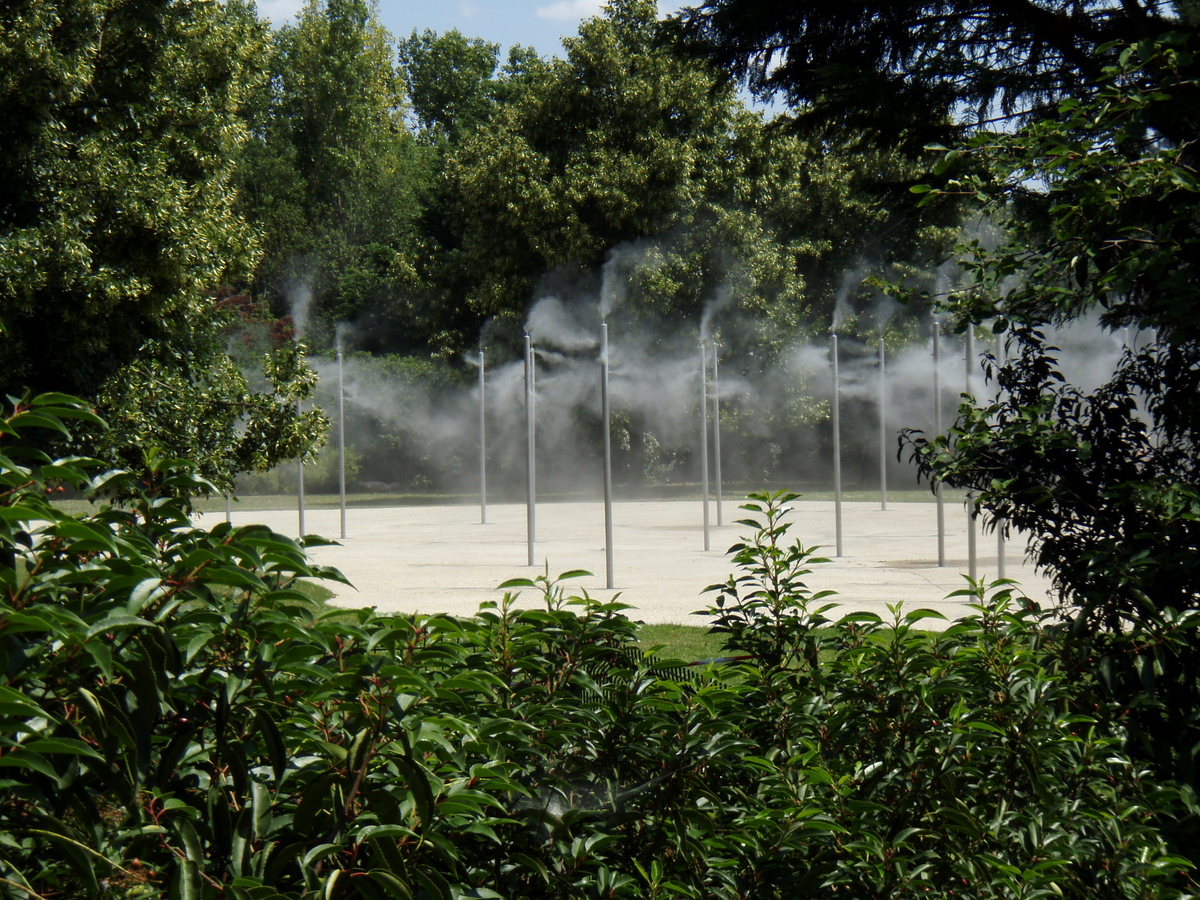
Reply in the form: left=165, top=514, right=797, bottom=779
left=0, top=396, right=1195, bottom=899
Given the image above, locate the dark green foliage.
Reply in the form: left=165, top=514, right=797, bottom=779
left=425, top=0, right=954, bottom=353
left=0, top=0, right=266, bottom=399
left=398, top=30, right=506, bottom=144
left=902, top=37, right=1200, bottom=811
left=0, top=0, right=325, bottom=496
left=672, top=0, right=1190, bottom=144
left=703, top=490, right=836, bottom=669
left=237, top=0, right=426, bottom=347
left=2, top=409, right=1193, bottom=898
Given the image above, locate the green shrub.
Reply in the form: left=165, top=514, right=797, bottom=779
left=1, top=409, right=1193, bottom=899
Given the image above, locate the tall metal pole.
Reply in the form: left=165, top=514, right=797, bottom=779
left=297, top=399, right=306, bottom=540
left=712, top=343, right=724, bottom=527
left=832, top=334, right=843, bottom=557
left=601, top=323, right=614, bottom=588
left=966, top=331, right=976, bottom=578
left=225, top=493, right=232, bottom=524
left=996, top=334, right=1006, bottom=579
left=879, top=336, right=887, bottom=512
left=966, top=331, right=976, bottom=398
left=968, top=495, right=978, bottom=580
left=337, top=339, right=346, bottom=540
left=933, top=322, right=945, bottom=567
left=479, top=347, right=487, bottom=526
left=525, top=335, right=536, bottom=567
left=700, top=342, right=711, bottom=552
left=997, top=522, right=1006, bottom=580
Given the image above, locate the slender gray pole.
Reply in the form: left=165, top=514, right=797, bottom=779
left=297, top=399, right=306, bottom=540
left=337, top=341, right=346, bottom=540
left=879, top=336, right=887, bottom=511
left=966, top=331, right=976, bottom=398
left=968, top=494, right=978, bottom=580
left=525, top=335, right=536, bottom=567
left=712, top=344, right=724, bottom=527
left=601, top=324, right=614, bottom=588
left=479, top=348, right=487, bottom=526
left=933, top=322, right=945, bottom=567
left=965, top=331, right=976, bottom=578
left=700, top=342, right=710, bottom=552
left=996, top=334, right=1006, bottom=579
left=832, top=334, right=843, bottom=557
left=225, top=493, right=232, bottom=524
left=531, top=351, right=537, bottom=490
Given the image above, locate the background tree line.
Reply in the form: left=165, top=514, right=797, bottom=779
left=1, top=0, right=956, bottom=497
left=237, top=0, right=954, bottom=357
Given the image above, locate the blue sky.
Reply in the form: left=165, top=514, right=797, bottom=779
left=256, top=0, right=691, bottom=58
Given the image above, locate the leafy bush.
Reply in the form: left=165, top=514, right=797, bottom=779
left=1, top=410, right=1194, bottom=899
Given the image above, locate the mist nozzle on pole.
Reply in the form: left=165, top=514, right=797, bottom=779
left=337, top=338, right=346, bottom=540
left=479, top=345, right=487, bottom=526
left=711, top=341, right=723, bottom=527
left=879, top=335, right=887, bottom=512
left=996, top=331, right=1007, bottom=578
left=966, top=331, right=976, bottom=578
left=297, top=398, right=306, bottom=540
left=933, top=321, right=945, bottom=567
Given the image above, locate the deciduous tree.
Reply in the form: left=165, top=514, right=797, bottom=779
left=0, top=0, right=324, bottom=495
left=435, top=0, right=951, bottom=354
left=238, top=0, right=426, bottom=348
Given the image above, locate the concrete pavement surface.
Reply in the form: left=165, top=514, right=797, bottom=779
left=200, top=498, right=1056, bottom=627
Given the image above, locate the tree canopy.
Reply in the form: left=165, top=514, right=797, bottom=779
left=0, top=0, right=265, bottom=397
left=411, top=0, right=954, bottom=354
left=237, top=0, right=426, bottom=349
left=399, top=29, right=507, bottom=144
left=673, top=0, right=1195, bottom=144
left=0, top=0, right=325, bottom=494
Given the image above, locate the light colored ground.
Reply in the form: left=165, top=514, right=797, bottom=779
left=199, top=498, right=1055, bottom=627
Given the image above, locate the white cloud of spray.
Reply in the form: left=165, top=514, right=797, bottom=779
left=700, top=281, right=735, bottom=344
left=526, top=296, right=600, bottom=352
left=288, top=281, right=313, bottom=342
left=598, top=240, right=661, bottom=322
left=280, top=254, right=1139, bottom=501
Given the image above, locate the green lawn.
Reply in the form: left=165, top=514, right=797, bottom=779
left=635, top=622, right=731, bottom=661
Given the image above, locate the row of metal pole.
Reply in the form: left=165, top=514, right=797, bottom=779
left=278, top=326, right=1007, bottom=588
left=513, top=332, right=725, bottom=584
left=831, top=325, right=1004, bottom=576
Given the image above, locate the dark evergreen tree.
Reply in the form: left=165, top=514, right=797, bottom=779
left=673, top=0, right=1196, bottom=145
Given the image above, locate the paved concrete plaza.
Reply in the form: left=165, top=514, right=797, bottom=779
left=200, top=498, right=1055, bottom=626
